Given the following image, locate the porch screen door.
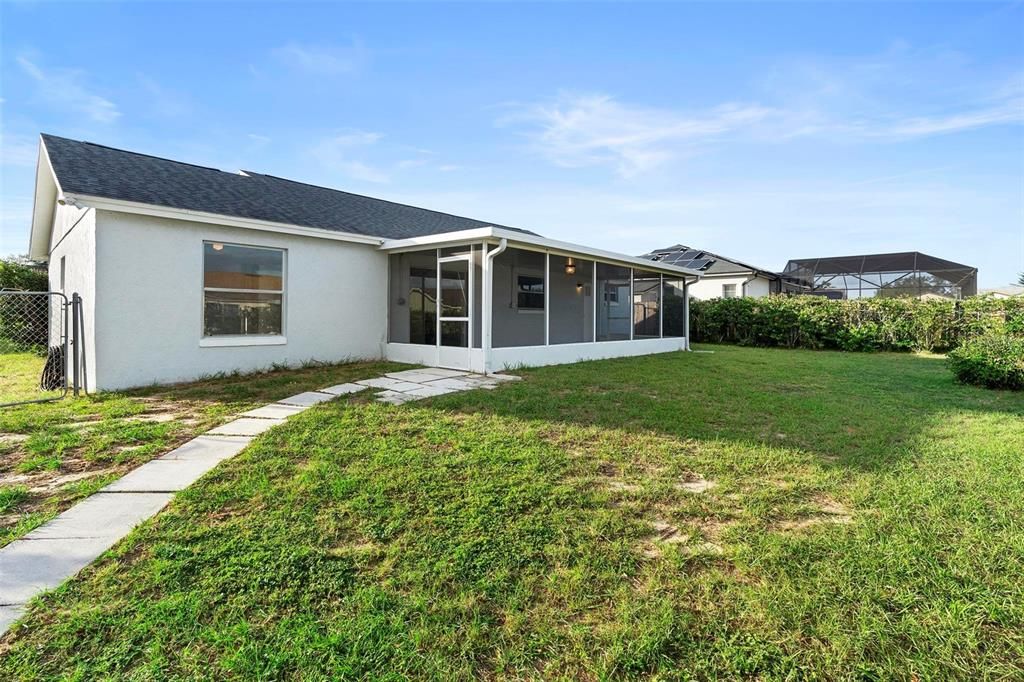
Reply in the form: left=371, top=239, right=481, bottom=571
left=436, top=253, right=472, bottom=369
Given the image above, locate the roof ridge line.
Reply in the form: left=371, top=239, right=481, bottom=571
left=42, top=133, right=229, bottom=175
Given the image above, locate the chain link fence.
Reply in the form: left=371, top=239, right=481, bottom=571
left=0, top=291, right=77, bottom=406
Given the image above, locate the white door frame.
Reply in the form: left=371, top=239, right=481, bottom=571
left=436, top=249, right=473, bottom=369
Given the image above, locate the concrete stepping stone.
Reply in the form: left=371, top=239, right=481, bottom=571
left=488, top=373, right=522, bottom=382
left=278, top=391, right=336, bottom=407
left=241, top=403, right=308, bottom=419
left=158, top=435, right=251, bottom=462
left=385, top=370, right=450, bottom=383
left=319, top=383, right=367, bottom=396
left=24, top=492, right=172, bottom=541
left=376, top=390, right=418, bottom=404
left=206, top=417, right=282, bottom=436
left=102, top=446, right=248, bottom=492
left=422, top=377, right=477, bottom=390
left=357, top=377, right=424, bottom=392
left=405, top=385, right=457, bottom=398
left=415, top=368, right=469, bottom=378
left=0, top=535, right=122, bottom=605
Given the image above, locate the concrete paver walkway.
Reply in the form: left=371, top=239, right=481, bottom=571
left=0, top=368, right=518, bottom=634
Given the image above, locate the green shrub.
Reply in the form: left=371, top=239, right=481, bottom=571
left=0, top=257, right=48, bottom=292
left=690, top=295, right=1023, bottom=353
left=947, top=334, right=1024, bottom=390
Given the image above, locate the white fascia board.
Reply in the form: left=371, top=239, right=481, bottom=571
left=380, top=226, right=703, bottom=278
left=59, top=194, right=384, bottom=246
left=28, top=137, right=62, bottom=261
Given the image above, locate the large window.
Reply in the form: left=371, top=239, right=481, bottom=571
left=203, top=242, right=284, bottom=337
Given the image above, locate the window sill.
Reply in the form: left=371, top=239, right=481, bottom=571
left=516, top=309, right=544, bottom=315
left=200, top=335, right=287, bottom=348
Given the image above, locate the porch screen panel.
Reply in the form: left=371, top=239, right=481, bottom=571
left=632, top=270, right=661, bottom=339
left=439, top=259, right=469, bottom=348
left=491, top=247, right=545, bottom=348
left=596, top=263, right=630, bottom=342
left=549, top=257, right=594, bottom=344
left=663, top=279, right=687, bottom=337
left=388, top=250, right=438, bottom=345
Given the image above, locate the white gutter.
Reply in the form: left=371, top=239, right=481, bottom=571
left=482, top=238, right=508, bottom=374
left=380, top=226, right=702, bottom=278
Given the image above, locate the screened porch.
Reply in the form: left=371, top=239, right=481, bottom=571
left=382, top=232, right=698, bottom=374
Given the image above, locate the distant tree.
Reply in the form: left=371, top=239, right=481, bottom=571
left=0, top=256, right=48, bottom=291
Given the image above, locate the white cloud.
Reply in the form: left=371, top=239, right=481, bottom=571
left=17, top=55, right=120, bottom=123
left=873, top=98, right=1024, bottom=138
left=311, top=131, right=389, bottom=183
left=272, top=40, right=368, bottom=75
left=499, top=93, right=777, bottom=177
left=501, top=67, right=1023, bottom=176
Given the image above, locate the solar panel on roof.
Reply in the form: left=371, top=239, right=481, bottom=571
left=688, top=258, right=714, bottom=270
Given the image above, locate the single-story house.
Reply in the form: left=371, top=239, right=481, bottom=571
left=640, top=244, right=781, bottom=299
left=978, top=285, right=1023, bottom=299
left=28, top=134, right=702, bottom=391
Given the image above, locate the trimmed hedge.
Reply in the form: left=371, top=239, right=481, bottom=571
left=947, top=334, right=1024, bottom=390
left=690, top=295, right=1024, bottom=353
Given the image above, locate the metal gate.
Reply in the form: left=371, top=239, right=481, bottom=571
left=0, top=291, right=83, bottom=407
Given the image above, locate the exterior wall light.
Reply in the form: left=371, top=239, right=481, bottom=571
left=212, top=243, right=224, bottom=251
left=565, top=257, right=576, bottom=275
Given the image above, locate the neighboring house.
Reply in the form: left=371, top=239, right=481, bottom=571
left=27, top=134, right=702, bottom=391
left=978, top=285, right=1024, bottom=299
left=640, top=244, right=781, bottom=299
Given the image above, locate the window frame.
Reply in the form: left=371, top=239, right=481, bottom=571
left=200, top=240, right=287, bottom=346
left=722, top=283, right=738, bottom=299
left=515, top=271, right=545, bottom=313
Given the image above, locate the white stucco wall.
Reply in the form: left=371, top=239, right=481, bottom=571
left=48, top=204, right=98, bottom=391
left=91, top=210, right=387, bottom=390
left=688, top=273, right=774, bottom=300
left=743, top=276, right=773, bottom=298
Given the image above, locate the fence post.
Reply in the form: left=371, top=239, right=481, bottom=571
left=71, top=293, right=81, bottom=397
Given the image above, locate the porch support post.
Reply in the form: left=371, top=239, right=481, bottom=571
left=659, top=274, right=664, bottom=339
left=629, top=268, right=634, bottom=341
left=544, top=252, right=550, bottom=346
left=592, top=261, right=598, bottom=342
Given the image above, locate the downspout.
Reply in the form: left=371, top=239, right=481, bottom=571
left=684, top=276, right=692, bottom=351
left=740, top=274, right=755, bottom=297
left=482, top=238, right=508, bottom=374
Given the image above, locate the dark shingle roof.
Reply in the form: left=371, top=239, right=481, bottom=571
left=41, top=134, right=535, bottom=240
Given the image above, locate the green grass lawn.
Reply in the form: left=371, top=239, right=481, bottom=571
left=0, top=352, right=63, bottom=406
left=0, top=360, right=406, bottom=547
left=1, top=346, right=1022, bottom=679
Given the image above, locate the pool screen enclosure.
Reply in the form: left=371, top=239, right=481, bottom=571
left=781, top=252, right=978, bottom=300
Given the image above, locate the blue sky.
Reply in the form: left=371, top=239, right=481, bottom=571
left=2, top=1, right=1022, bottom=287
